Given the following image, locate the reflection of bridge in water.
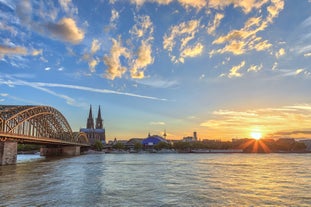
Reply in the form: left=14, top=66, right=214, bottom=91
left=0, top=105, right=90, bottom=165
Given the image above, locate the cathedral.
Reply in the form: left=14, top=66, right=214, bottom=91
left=80, top=105, right=106, bottom=145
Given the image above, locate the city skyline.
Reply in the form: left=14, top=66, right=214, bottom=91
left=1, top=0, right=311, bottom=140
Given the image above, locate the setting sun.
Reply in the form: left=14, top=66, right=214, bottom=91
left=251, top=132, right=262, bottom=140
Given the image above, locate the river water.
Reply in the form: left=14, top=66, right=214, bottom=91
left=1, top=153, right=311, bottom=206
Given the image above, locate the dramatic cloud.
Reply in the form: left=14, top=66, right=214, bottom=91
left=228, top=61, right=245, bottom=78
left=163, top=19, right=202, bottom=63
left=46, top=18, right=85, bottom=44
left=200, top=104, right=311, bottom=138
left=103, top=37, right=130, bottom=80
left=210, top=0, right=284, bottom=56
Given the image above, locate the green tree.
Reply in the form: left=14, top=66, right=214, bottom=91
left=94, top=140, right=103, bottom=151
left=134, top=142, right=142, bottom=152
left=113, top=142, right=125, bottom=150
left=154, top=142, right=171, bottom=150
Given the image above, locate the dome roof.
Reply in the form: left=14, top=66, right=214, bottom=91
left=142, top=135, right=167, bottom=145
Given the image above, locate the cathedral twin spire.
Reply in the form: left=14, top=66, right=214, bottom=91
left=87, top=105, right=103, bottom=129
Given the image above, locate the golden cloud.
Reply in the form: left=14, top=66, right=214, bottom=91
left=228, top=61, right=245, bottom=78
left=247, top=64, right=263, bottom=72
left=130, top=41, right=154, bottom=79
left=91, top=39, right=101, bottom=54
left=163, top=19, right=201, bottom=63
left=88, top=58, right=99, bottom=73
left=275, top=48, right=285, bottom=58
left=210, top=0, right=283, bottom=56
left=103, top=37, right=130, bottom=80
left=207, top=13, right=224, bottom=35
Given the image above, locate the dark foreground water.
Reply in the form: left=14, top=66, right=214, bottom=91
left=1, top=153, right=311, bottom=206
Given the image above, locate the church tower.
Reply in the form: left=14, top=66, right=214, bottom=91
left=96, top=106, right=103, bottom=129
left=86, top=105, right=94, bottom=129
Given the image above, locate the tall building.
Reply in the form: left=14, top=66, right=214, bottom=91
left=80, top=105, right=106, bottom=145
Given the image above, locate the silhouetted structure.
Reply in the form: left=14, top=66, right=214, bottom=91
left=80, top=105, right=106, bottom=145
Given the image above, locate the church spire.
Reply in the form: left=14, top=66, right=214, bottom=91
left=87, top=105, right=94, bottom=129
left=96, top=105, right=103, bottom=129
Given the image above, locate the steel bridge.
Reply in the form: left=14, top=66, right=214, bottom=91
left=0, top=105, right=89, bottom=146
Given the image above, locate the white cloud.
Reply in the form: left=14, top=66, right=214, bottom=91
left=58, top=0, right=78, bottom=16
left=136, top=76, right=178, bottom=88
left=150, top=121, right=165, bottom=125
left=0, top=75, right=168, bottom=103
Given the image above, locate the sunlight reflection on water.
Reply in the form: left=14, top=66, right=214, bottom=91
left=1, top=153, right=311, bottom=206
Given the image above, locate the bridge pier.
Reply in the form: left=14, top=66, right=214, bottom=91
left=40, top=146, right=80, bottom=156
left=0, top=141, right=17, bottom=165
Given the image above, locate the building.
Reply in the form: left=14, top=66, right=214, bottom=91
left=183, top=131, right=198, bottom=142
left=80, top=105, right=106, bottom=145
left=142, top=134, right=168, bottom=147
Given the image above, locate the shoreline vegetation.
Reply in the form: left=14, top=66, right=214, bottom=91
left=17, top=138, right=310, bottom=155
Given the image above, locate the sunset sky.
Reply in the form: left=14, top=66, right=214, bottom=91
left=1, top=0, right=311, bottom=140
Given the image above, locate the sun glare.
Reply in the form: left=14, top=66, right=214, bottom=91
left=251, top=132, right=262, bottom=140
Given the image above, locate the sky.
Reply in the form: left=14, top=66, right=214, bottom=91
left=1, top=0, right=311, bottom=141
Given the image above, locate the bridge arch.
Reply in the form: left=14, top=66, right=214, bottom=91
left=0, top=105, right=89, bottom=145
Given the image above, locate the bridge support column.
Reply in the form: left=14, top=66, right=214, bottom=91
left=40, top=146, right=62, bottom=156
left=62, top=146, right=80, bottom=156
left=40, top=146, right=80, bottom=156
left=0, top=141, right=17, bottom=165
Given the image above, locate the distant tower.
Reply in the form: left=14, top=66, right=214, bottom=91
left=86, top=105, right=94, bottom=129
left=163, top=129, right=167, bottom=139
left=96, top=106, right=103, bottom=129
left=193, top=131, right=197, bottom=141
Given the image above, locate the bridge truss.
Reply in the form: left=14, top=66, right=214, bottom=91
left=0, top=105, right=89, bottom=146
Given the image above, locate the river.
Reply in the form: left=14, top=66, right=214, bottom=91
left=1, top=153, right=311, bottom=206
